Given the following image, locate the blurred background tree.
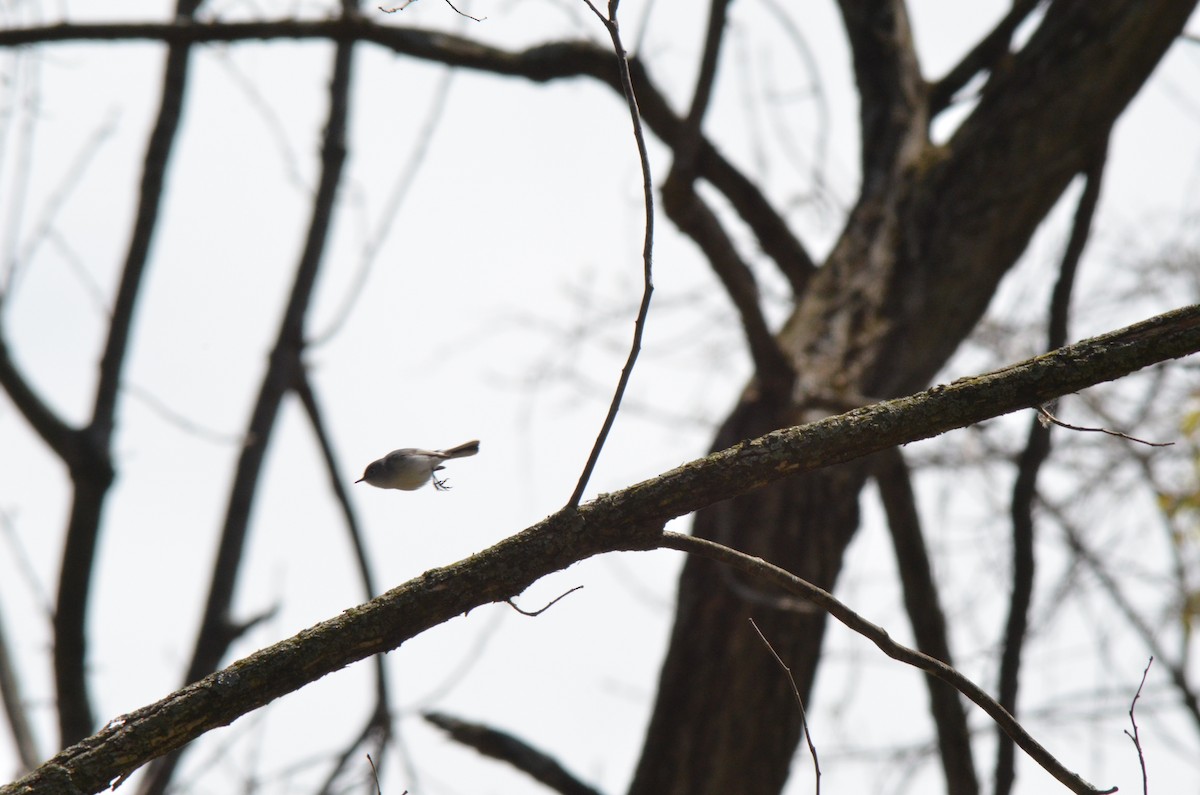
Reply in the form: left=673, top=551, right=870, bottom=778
left=1, top=2, right=1199, bottom=794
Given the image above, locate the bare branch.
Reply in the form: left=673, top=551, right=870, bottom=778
left=505, top=586, right=584, bottom=616
left=2, top=305, right=1198, bottom=795
left=379, top=0, right=485, bottom=22
left=137, top=24, right=358, bottom=795
left=660, top=0, right=795, bottom=395
left=0, top=18, right=814, bottom=311
left=929, top=0, right=1044, bottom=115
left=834, top=0, right=925, bottom=181
left=294, top=372, right=395, bottom=793
left=664, top=533, right=1113, bottom=795
left=424, top=712, right=602, bottom=795
left=0, top=334, right=77, bottom=461
left=1124, top=658, right=1153, bottom=795
left=748, top=618, right=820, bottom=795
left=366, top=754, right=384, bottom=795
left=996, top=139, right=1108, bottom=795
left=54, top=0, right=209, bottom=746
left=1036, top=405, right=1173, bottom=448
left=0, top=603, right=39, bottom=772
left=872, top=449, right=978, bottom=795
left=568, top=1, right=655, bottom=507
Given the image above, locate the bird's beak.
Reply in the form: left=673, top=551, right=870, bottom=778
left=355, top=476, right=365, bottom=484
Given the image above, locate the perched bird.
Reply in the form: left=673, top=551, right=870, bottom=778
left=356, top=440, right=480, bottom=492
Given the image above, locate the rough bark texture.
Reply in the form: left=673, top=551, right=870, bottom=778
left=628, top=3, right=1198, bottom=794
left=6, top=304, right=1199, bottom=795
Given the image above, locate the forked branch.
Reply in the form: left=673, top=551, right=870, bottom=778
left=662, top=533, right=1112, bottom=795
left=3, top=305, right=1198, bottom=795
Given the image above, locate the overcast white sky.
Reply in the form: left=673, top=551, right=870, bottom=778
left=2, top=2, right=1200, bottom=793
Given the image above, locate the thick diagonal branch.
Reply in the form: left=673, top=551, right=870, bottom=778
left=2, top=305, right=1198, bottom=795
left=136, top=28, right=357, bottom=795
left=53, top=0, right=206, bottom=745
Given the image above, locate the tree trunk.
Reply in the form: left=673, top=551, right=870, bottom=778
left=628, top=3, right=1198, bottom=793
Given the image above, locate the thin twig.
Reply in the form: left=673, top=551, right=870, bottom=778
left=0, top=600, right=40, bottom=771
left=567, top=0, right=655, bottom=508
left=441, top=0, right=484, bottom=21
left=310, top=67, right=456, bottom=347
left=997, top=139, right=1108, bottom=795
left=1047, top=499, right=1200, bottom=730
left=5, top=307, right=1200, bottom=795
left=1124, top=657, right=1153, bottom=795
left=316, top=702, right=390, bottom=795
left=748, top=618, right=820, bottom=795
left=659, top=0, right=796, bottom=395
left=1036, top=405, right=1173, bottom=448
left=378, top=0, right=484, bottom=21
left=365, top=754, right=384, bottom=795
left=660, top=532, right=1115, bottom=795
left=505, top=586, right=584, bottom=617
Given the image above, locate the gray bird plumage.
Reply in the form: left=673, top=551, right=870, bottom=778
left=356, top=440, right=480, bottom=491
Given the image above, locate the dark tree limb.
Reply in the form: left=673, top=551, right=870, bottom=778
left=423, top=712, right=602, bottom=795
left=1053, top=507, right=1200, bottom=732
left=294, top=370, right=394, bottom=794
left=660, top=184, right=796, bottom=397
left=134, top=22, right=358, bottom=795
left=660, top=0, right=796, bottom=398
left=0, top=337, right=76, bottom=463
left=0, top=18, right=815, bottom=299
left=995, top=139, right=1107, bottom=795
left=928, top=0, right=1043, bottom=115
left=316, top=699, right=391, bottom=795
left=49, top=0, right=206, bottom=747
left=834, top=0, right=926, bottom=184
left=659, top=533, right=1112, bottom=795
left=873, top=448, right=978, bottom=795
left=1, top=305, right=1197, bottom=795
left=0, top=604, right=39, bottom=773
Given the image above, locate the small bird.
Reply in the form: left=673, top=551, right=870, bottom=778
left=356, top=440, right=480, bottom=491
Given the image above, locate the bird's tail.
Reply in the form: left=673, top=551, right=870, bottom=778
left=440, top=440, right=480, bottom=458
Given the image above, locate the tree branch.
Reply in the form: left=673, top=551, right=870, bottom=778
left=660, top=532, right=1113, bottom=795
left=0, top=18, right=814, bottom=299
left=928, top=0, right=1043, bottom=115
left=995, top=140, right=1106, bottom=795
left=424, top=712, right=602, bottom=795
left=0, top=335, right=77, bottom=463
left=568, top=0, right=656, bottom=508
left=54, top=0, right=206, bottom=745
left=659, top=0, right=797, bottom=398
left=659, top=184, right=796, bottom=396
left=135, top=24, right=357, bottom=795
left=0, top=603, right=40, bottom=773
left=872, top=449, right=978, bottom=795
left=834, top=0, right=926, bottom=182
left=2, top=305, right=1198, bottom=795
left=294, top=370, right=394, bottom=794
